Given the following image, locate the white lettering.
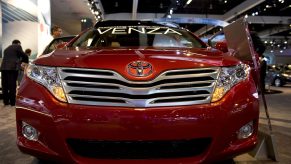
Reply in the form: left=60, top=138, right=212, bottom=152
left=112, top=27, right=127, bottom=34
left=96, top=26, right=182, bottom=36
left=147, top=27, right=163, bottom=34
left=164, top=28, right=182, bottom=35
left=97, top=27, right=113, bottom=34
left=128, top=27, right=145, bottom=34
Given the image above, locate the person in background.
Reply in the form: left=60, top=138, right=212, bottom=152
left=50, top=25, right=64, bottom=50
left=17, top=48, right=31, bottom=85
left=0, top=40, right=26, bottom=108
left=51, top=25, right=63, bottom=39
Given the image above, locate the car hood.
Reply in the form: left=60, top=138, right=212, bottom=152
left=34, top=47, right=240, bottom=80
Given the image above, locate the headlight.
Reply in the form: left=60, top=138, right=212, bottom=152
left=212, top=63, right=250, bottom=102
left=26, top=64, right=67, bottom=102
left=282, top=73, right=288, bottom=77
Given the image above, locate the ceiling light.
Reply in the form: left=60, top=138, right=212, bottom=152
left=186, top=0, right=192, bottom=5
left=280, top=50, right=283, bottom=53
left=283, top=47, right=286, bottom=49
left=170, top=9, right=173, bottom=14
left=271, top=50, right=274, bottom=53
left=277, top=44, right=280, bottom=47
left=284, top=41, right=288, bottom=44
left=264, top=41, right=268, bottom=44
left=244, top=14, right=248, bottom=18
left=224, top=0, right=227, bottom=3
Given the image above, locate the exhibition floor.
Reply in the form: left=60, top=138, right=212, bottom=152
left=1, top=85, right=291, bottom=164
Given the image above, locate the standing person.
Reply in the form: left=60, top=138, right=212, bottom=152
left=51, top=25, right=63, bottom=39
left=17, top=48, right=31, bottom=85
left=1, top=40, right=26, bottom=107
left=49, top=25, right=63, bottom=51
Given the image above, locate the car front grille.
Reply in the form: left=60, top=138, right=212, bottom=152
left=58, top=67, right=219, bottom=107
left=66, top=138, right=211, bottom=159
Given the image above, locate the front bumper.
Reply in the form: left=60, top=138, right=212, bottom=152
left=16, top=76, right=259, bottom=163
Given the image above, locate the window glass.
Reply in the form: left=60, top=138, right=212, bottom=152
left=71, top=26, right=206, bottom=49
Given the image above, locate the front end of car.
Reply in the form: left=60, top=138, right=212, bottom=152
left=16, top=62, right=259, bottom=163
left=16, top=21, right=259, bottom=163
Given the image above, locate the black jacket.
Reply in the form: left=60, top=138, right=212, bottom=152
left=1, top=44, right=26, bottom=71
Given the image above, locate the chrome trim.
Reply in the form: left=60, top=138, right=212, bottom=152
left=58, top=67, right=219, bottom=107
left=16, top=106, right=52, bottom=117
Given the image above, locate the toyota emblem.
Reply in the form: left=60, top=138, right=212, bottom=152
left=127, top=61, right=153, bottom=77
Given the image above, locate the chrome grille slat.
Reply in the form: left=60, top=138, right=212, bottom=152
left=63, top=84, right=214, bottom=95
left=58, top=67, right=219, bottom=107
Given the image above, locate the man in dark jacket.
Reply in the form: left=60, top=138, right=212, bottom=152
left=1, top=40, right=26, bottom=107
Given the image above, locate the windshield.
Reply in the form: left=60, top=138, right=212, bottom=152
left=71, top=26, right=206, bottom=49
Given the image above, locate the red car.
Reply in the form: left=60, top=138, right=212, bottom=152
left=16, top=20, right=259, bottom=163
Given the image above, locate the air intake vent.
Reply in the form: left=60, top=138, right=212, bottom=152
left=67, top=138, right=211, bottom=159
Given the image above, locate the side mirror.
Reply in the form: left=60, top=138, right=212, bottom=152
left=214, top=41, right=228, bottom=53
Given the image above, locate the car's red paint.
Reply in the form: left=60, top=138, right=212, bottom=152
left=214, top=41, right=228, bottom=53
left=16, top=21, right=259, bottom=163
left=16, top=74, right=259, bottom=163
left=36, top=48, right=237, bottom=81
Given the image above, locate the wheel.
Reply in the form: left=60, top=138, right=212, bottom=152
left=274, top=78, right=282, bottom=87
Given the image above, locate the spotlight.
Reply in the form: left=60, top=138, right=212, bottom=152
left=170, top=8, right=173, bottom=14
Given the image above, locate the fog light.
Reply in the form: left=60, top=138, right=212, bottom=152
left=22, top=122, right=38, bottom=141
left=237, top=121, right=253, bottom=139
